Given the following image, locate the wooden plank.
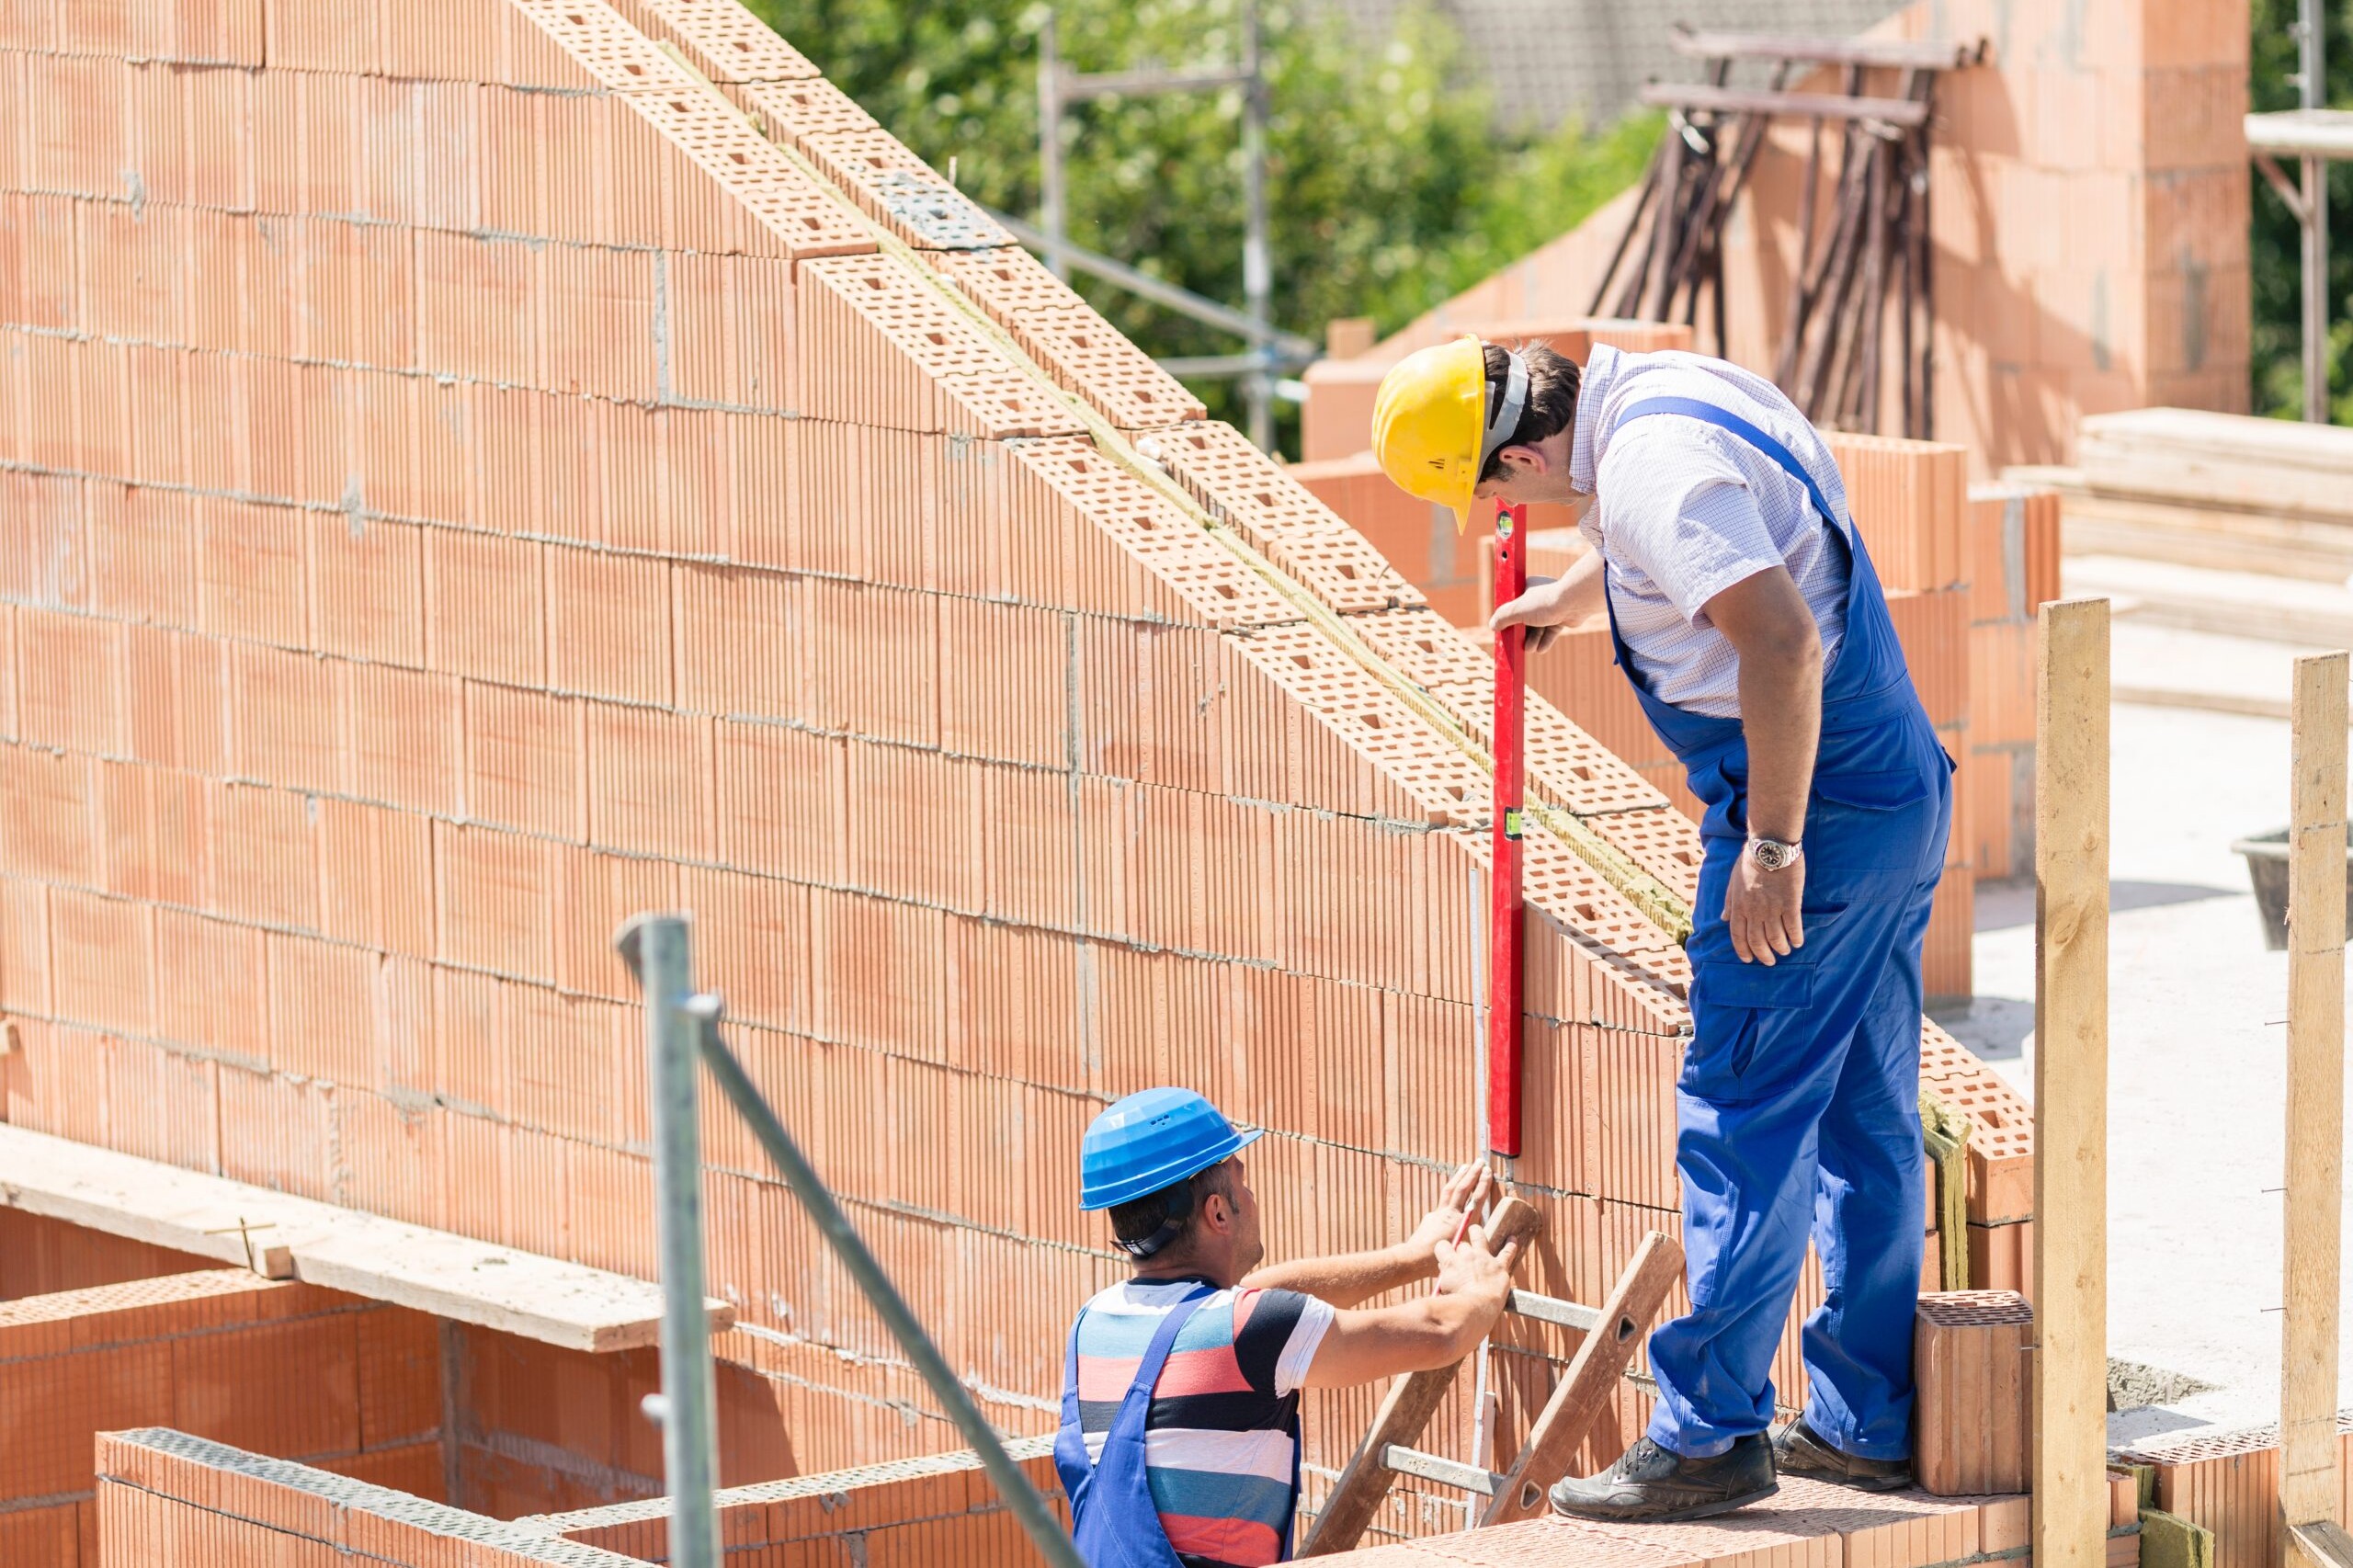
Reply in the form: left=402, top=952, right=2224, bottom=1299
left=1667, top=25, right=1983, bottom=70
left=1638, top=83, right=1929, bottom=129
left=2293, top=1523, right=2353, bottom=1568
left=2281, top=652, right=2348, bottom=1542
left=1297, top=1197, right=1544, bottom=1558
left=0, top=1125, right=733, bottom=1352
left=1480, top=1229, right=1684, bottom=1525
left=2034, top=597, right=2110, bottom=1568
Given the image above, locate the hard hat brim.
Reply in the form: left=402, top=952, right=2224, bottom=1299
left=1078, top=1127, right=1264, bottom=1211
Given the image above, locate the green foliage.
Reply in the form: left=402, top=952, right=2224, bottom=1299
left=2249, top=0, right=2353, bottom=421
left=741, top=0, right=1654, bottom=449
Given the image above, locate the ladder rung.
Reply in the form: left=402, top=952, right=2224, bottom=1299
left=1506, top=1290, right=1600, bottom=1332
left=1380, top=1444, right=1500, bottom=1496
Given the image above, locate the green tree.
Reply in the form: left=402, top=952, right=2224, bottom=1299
left=743, top=0, right=1654, bottom=450
left=2249, top=0, right=2353, bottom=422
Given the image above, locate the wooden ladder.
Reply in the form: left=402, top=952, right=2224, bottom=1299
left=1300, top=1206, right=1684, bottom=1556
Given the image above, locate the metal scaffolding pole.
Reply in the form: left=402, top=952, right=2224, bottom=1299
left=618, top=915, right=722, bottom=1568
left=1038, top=12, right=1067, bottom=281
left=1239, top=0, right=1273, bottom=450
left=2301, top=0, right=2329, bottom=424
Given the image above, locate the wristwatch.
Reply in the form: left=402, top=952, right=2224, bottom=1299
left=1746, top=835, right=1803, bottom=872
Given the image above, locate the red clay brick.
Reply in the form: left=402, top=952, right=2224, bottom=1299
left=547, top=546, right=671, bottom=704
left=424, top=527, right=546, bottom=686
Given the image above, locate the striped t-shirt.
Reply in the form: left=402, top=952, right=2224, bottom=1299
left=1070, top=1278, right=1336, bottom=1568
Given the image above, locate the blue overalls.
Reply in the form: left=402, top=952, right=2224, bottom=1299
left=1603, top=398, right=1952, bottom=1463
left=1056, top=1287, right=1299, bottom=1567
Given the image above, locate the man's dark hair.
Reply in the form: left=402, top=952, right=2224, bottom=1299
left=1108, top=1158, right=1238, bottom=1259
left=1478, top=342, right=1581, bottom=483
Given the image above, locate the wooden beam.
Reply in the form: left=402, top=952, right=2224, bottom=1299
left=1666, top=25, right=1984, bottom=71
left=1638, top=83, right=1929, bottom=129
left=2281, top=651, right=2348, bottom=1544
left=2033, top=597, right=2110, bottom=1568
left=0, top=1124, right=733, bottom=1352
left=1479, top=1230, right=1683, bottom=1525
left=1298, top=1198, right=1544, bottom=1557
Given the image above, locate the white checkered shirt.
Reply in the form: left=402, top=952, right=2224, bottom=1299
left=1571, top=346, right=1853, bottom=720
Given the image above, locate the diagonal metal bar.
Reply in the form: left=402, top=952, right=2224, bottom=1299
left=687, top=998, right=1088, bottom=1568
left=983, top=205, right=1322, bottom=359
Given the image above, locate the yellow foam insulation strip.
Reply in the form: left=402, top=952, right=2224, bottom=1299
left=2138, top=1510, right=2214, bottom=1568
left=1918, top=1089, right=1972, bottom=1291
left=656, top=42, right=1694, bottom=941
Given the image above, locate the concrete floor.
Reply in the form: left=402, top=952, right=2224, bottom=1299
left=1933, top=637, right=2353, bottom=1443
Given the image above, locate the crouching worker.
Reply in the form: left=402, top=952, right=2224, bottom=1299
left=1056, top=1087, right=1518, bottom=1568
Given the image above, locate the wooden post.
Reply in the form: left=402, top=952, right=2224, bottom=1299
left=2281, top=653, right=2347, bottom=1558
left=2033, top=597, right=2109, bottom=1568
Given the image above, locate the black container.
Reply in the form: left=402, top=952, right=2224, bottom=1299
left=2230, top=825, right=2353, bottom=951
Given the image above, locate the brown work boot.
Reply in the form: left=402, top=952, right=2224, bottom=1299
left=1771, top=1417, right=1913, bottom=1492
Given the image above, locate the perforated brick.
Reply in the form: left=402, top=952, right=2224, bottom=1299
left=1146, top=422, right=1417, bottom=610
left=611, top=0, right=822, bottom=82
left=801, top=129, right=1010, bottom=250
left=931, top=248, right=1208, bottom=430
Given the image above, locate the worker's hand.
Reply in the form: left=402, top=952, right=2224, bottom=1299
left=1432, top=1224, right=1518, bottom=1306
left=1488, top=576, right=1575, bottom=653
left=1403, top=1163, right=1494, bottom=1265
left=1723, top=847, right=1804, bottom=965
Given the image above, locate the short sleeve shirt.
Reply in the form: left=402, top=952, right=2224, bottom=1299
left=1571, top=345, right=1854, bottom=718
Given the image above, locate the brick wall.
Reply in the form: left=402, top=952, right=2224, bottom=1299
left=527, top=1436, right=1064, bottom=1563
left=1, top=0, right=2034, bottom=1534
left=2120, top=1419, right=2353, bottom=1568
left=94, top=1426, right=648, bottom=1568
left=0, top=1269, right=443, bottom=1565
left=0, top=1209, right=219, bottom=1301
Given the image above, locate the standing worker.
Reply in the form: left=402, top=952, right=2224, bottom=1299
left=1056, top=1087, right=1520, bottom=1567
left=1369, top=338, right=1951, bottom=1521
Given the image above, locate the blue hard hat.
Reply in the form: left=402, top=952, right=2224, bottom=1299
left=1080, top=1088, right=1262, bottom=1211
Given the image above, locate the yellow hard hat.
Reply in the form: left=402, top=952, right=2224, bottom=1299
left=1370, top=335, right=1528, bottom=531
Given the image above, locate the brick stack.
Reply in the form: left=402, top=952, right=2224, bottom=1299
left=526, top=1435, right=1066, bottom=1562
left=0, top=0, right=2037, bottom=1540
left=95, top=1427, right=647, bottom=1568
left=1962, top=483, right=2063, bottom=880
left=2120, top=1418, right=2353, bottom=1568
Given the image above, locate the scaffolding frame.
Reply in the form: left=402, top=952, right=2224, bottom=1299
left=2248, top=0, right=2345, bottom=424
left=1036, top=3, right=1290, bottom=449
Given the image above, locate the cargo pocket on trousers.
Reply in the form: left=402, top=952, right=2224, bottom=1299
left=1681, top=956, right=1818, bottom=1103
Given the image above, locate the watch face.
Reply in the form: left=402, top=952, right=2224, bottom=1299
left=1751, top=840, right=1792, bottom=871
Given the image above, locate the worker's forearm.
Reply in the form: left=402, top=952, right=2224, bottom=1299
left=1553, top=548, right=1607, bottom=624
left=1737, top=635, right=1822, bottom=842
left=1241, top=1243, right=1428, bottom=1309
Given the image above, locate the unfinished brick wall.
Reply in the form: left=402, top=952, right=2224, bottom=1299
left=443, top=1323, right=794, bottom=1519
left=95, top=1427, right=648, bottom=1568
left=0, top=1268, right=443, bottom=1564
left=0, top=1208, right=218, bottom=1300
left=0, top=0, right=2033, bottom=1540
left=527, top=1436, right=1063, bottom=1562
left=2120, top=1420, right=2353, bottom=1568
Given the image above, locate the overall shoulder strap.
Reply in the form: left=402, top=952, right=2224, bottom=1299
left=1128, top=1285, right=1215, bottom=1396
left=1619, top=394, right=1845, bottom=536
